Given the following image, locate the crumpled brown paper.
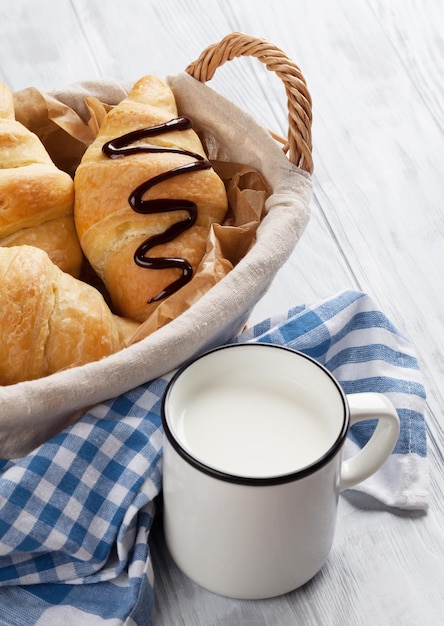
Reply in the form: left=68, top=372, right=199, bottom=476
left=13, top=87, right=95, bottom=177
left=12, top=86, right=271, bottom=347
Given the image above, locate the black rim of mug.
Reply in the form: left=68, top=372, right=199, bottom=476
left=161, top=343, right=350, bottom=486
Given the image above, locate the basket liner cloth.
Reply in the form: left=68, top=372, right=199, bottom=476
left=0, top=73, right=312, bottom=458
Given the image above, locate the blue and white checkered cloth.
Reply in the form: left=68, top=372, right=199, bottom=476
left=0, top=290, right=428, bottom=625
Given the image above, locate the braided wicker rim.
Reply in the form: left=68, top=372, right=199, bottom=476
left=185, top=32, right=313, bottom=174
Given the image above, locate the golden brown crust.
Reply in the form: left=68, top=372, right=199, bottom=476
left=0, top=81, right=14, bottom=120
left=0, top=82, right=83, bottom=277
left=0, top=246, right=139, bottom=385
left=74, top=75, right=228, bottom=321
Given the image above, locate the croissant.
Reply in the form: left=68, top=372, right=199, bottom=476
left=0, top=82, right=83, bottom=277
left=74, top=75, right=228, bottom=322
left=0, top=246, right=139, bottom=385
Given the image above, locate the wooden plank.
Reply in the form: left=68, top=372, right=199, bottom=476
left=0, top=0, right=100, bottom=90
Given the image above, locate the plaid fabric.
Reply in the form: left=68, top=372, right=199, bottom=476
left=0, top=290, right=428, bottom=625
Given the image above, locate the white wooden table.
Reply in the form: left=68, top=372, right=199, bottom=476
left=1, top=1, right=443, bottom=624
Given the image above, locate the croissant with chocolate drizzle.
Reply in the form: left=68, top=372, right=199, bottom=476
left=74, top=75, right=228, bottom=322
left=0, top=82, right=83, bottom=277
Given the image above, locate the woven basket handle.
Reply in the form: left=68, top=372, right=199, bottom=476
left=185, top=32, right=313, bottom=173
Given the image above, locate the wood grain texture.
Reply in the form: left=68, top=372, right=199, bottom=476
left=1, top=0, right=443, bottom=624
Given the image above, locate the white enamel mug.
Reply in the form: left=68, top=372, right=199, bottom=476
left=161, top=344, right=400, bottom=599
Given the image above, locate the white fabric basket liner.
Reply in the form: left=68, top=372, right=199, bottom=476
left=0, top=73, right=312, bottom=455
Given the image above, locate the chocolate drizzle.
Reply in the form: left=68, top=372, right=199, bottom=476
left=102, top=117, right=211, bottom=303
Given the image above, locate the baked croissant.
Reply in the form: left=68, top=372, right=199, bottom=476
left=0, top=246, right=139, bottom=385
left=74, top=75, right=228, bottom=322
left=0, top=82, right=83, bottom=277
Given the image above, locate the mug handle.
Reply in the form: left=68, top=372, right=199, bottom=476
left=339, top=393, right=400, bottom=492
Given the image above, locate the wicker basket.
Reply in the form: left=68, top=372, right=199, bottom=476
left=0, top=33, right=313, bottom=457
left=185, top=32, right=313, bottom=173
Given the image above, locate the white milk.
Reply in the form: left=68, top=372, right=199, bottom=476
left=177, top=378, right=337, bottom=478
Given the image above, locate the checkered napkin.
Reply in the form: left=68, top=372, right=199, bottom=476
left=0, top=290, right=428, bottom=625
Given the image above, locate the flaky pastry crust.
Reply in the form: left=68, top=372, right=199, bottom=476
left=0, top=82, right=83, bottom=277
left=0, top=246, right=139, bottom=385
